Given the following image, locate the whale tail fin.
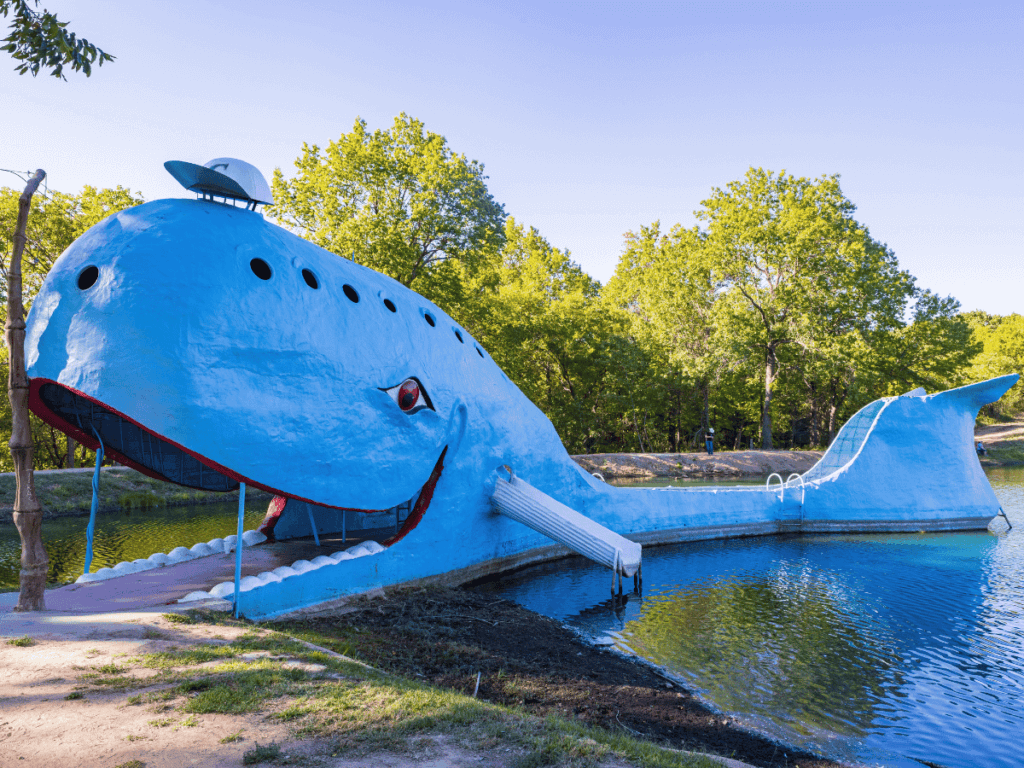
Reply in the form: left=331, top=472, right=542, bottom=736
left=798, top=374, right=1019, bottom=523
left=929, top=373, right=1020, bottom=413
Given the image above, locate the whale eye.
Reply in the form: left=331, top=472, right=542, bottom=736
left=383, top=378, right=434, bottom=414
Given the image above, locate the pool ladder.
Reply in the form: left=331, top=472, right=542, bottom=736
left=767, top=472, right=805, bottom=531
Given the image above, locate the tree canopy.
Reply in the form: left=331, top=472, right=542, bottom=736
left=3, top=125, right=1015, bottom=464
left=1, top=0, right=113, bottom=78
left=269, top=114, right=507, bottom=311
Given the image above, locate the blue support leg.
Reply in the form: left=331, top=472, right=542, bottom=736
left=83, top=431, right=105, bottom=575
left=234, top=483, right=246, bottom=619
left=305, top=502, right=320, bottom=547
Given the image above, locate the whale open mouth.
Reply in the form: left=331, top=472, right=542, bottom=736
left=28, top=379, right=443, bottom=547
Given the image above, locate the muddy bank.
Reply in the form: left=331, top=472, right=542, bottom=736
left=572, top=450, right=824, bottom=480
left=0, top=466, right=272, bottom=523
left=279, top=585, right=843, bottom=768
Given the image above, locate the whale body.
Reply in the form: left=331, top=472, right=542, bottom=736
left=24, top=197, right=1018, bottom=620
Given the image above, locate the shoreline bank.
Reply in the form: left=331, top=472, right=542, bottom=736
left=0, top=466, right=273, bottom=523
left=571, top=450, right=824, bottom=479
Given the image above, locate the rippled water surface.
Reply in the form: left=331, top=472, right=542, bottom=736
left=0, top=498, right=268, bottom=589
left=481, top=467, right=1024, bottom=768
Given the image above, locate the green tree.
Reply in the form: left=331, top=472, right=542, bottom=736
left=966, top=312, right=1024, bottom=416
left=2, top=1, right=113, bottom=78
left=605, top=222, right=727, bottom=447
left=468, top=218, right=650, bottom=453
left=269, top=114, right=506, bottom=312
left=698, top=168, right=916, bottom=449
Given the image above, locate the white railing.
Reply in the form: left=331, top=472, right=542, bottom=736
left=786, top=472, right=806, bottom=507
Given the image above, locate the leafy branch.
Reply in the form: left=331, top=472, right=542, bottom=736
left=1, top=0, right=114, bottom=79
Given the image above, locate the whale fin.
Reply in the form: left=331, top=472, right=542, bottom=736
left=930, top=373, right=1020, bottom=413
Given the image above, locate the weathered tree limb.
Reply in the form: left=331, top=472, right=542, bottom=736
left=7, top=169, right=48, bottom=611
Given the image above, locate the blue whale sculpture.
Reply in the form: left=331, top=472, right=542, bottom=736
left=24, top=197, right=1018, bottom=620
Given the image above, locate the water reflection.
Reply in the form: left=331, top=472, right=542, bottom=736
left=0, top=499, right=268, bottom=588
left=482, top=467, right=1024, bottom=768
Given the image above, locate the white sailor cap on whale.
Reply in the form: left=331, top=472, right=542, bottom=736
left=164, top=157, right=274, bottom=205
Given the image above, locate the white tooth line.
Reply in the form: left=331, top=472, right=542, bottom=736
left=178, top=539, right=387, bottom=603
left=75, top=529, right=269, bottom=584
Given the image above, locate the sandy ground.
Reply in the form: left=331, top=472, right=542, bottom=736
left=975, top=418, right=1024, bottom=445
left=0, top=602, right=755, bottom=768
left=571, top=451, right=823, bottom=479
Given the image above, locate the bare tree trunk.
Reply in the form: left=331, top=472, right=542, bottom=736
left=702, top=383, right=710, bottom=433
left=7, top=169, right=48, bottom=612
left=761, top=347, right=777, bottom=450
left=66, top=437, right=77, bottom=469
left=828, top=403, right=839, bottom=446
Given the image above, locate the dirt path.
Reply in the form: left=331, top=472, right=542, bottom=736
left=975, top=419, right=1024, bottom=444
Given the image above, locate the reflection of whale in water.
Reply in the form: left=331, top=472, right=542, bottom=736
left=22, top=172, right=1020, bottom=618
left=622, top=570, right=904, bottom=742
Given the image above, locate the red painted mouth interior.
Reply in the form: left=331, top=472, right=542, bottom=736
left=29, top=379, right=443, bottom=545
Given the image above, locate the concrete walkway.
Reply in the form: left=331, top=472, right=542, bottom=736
left=0, top=534, right=360, bottom=621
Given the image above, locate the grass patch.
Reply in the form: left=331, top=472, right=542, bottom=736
left=6, top=635, right=34, bottom=647
left=180, top=675, right=278, bottom=715
left=97, top=662, right=128, bottom=675
left=242, top=742, right=281, bottom=765
left=64, top=691, right=84, bottom=700
left=988, top=442, right=1024, bottom=464
left=162, top=612, right=199, bottom=625
left=125, top=734, right=147, bottom=742
left=109, top=616, right=722, bottom=768
left=137, top=645, right=235, bottom=669
left=114, top=761, right=146, bottom=768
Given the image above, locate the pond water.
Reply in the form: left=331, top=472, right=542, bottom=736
left=479, top=467, right=1024, bottom=768
left=0, top=498, right=269, bottom=589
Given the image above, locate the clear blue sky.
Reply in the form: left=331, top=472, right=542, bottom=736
left=2, top=1, right=1021, bottom=314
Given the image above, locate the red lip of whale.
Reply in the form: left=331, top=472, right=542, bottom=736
left=29, top=378, right=445, bottom=547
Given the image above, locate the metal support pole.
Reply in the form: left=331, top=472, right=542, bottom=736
left=305, top=502, right=320, bottom=546
left=83, top=431, right=104, bottom=574
left=998, top=507, right=1013, bottom=531
left=233, top=483, right=246, bottom=618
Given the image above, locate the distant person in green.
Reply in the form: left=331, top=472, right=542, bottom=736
left=705, top=428, right=714, bottom=455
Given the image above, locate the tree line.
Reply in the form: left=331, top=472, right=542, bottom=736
left=2, top=113, right=1021, bottom=469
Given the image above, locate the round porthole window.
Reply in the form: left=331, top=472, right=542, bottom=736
left=250, top=258, right=272, bottom=280
left=77, top=265, right=99, bottom=290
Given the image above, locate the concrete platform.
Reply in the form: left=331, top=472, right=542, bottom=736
left=0, top=533, right=367, bottom=617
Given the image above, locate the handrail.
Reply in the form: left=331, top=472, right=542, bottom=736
left=766, top=472, right=784, bottom=502
left=786, top=472, right=806, bottom=507
left=592, top=471, right=606, bottom=482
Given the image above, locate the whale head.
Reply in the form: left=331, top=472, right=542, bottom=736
left=25, top=198, right=575, bottom=537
